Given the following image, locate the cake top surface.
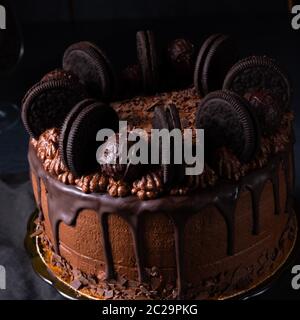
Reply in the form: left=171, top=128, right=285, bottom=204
left=111, top=87, right=198, bottom=132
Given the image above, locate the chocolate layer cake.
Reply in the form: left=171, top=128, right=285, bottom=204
left=23, top=33, right=297, bottom=300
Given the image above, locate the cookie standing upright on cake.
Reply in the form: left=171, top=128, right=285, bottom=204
left=22, top=69, right=87, bottom=138
left=63, top=41, right=117, bottom=100
left=194, top=34, right=238, bottom=96
left=136, top=30, right=160, bottom=93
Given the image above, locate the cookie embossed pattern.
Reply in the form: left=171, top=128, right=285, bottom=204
left=22, top=31, right=297, bottom=300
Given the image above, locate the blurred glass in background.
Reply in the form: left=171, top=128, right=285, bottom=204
left=0, top=0, right=23, bottom=135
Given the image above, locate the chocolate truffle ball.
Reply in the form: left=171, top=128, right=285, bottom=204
left=119, top=64, right=142, bottom=97
left=167, top=38, right=195, bottom=78
left=244, top=89, right=282, bottom=135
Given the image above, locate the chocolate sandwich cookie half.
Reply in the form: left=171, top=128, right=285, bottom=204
left=194, top=34, right=238, bottom=96
left=223, top=55, right=291, bottom=111
left=60, top=100, right=119, bottom=177
left=196, top=90, right=260, bottom=163
left=63, top=41, right=116, bottom=101
left=21, top=70, right=87, bottom=139
left=152, top=104, right=184, bottom=185
left=59, top=98, right=96, bottom=168
left=136, top=30, right=160, bottom=93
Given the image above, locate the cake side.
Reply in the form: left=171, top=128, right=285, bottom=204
left=29, top=140, right=296, bottom=299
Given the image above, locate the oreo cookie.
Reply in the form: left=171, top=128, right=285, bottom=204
left=152, top=104, right=184, bottom=185
left=196, top=90, right=260, bottom=163
left=136, top=30, right=160, bottom=93
left=21, top=77, right=86, bottom=139
left=61, top=101, right=119, bottom=176
left=223, top=56, right=291, bottom=111
left=194, top=34, right=238, bottom=96
left=63, top=41, right=116, bottom=101
left=119, top=64, right=142, bottom=98
left=59, top=98, right=96, bottom=168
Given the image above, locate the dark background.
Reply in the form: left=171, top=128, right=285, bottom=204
left=13, top=1, right=289, bottom=21
left=0, top=0, right=300, bottom=299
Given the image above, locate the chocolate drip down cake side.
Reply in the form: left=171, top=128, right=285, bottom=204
left=22, top=33, right=297, bottom=300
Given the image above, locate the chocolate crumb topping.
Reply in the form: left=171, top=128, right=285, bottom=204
left=111, top=87, right=198, bottom=131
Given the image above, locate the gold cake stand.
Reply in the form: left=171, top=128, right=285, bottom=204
left=24, top=209, right=299, bottom=301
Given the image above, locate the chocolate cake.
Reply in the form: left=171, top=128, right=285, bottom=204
left=23, top=32, right=297, bottom=300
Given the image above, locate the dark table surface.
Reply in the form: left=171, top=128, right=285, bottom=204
left=0, top=15, right=300, bottom=300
